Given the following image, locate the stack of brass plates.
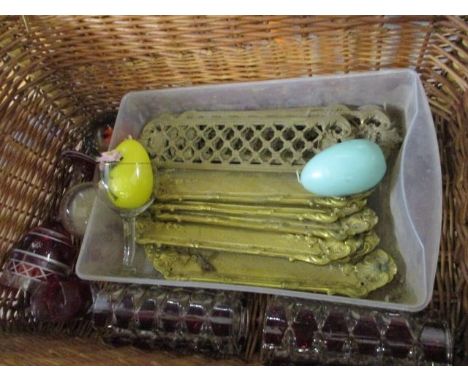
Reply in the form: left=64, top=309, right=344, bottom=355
left=136, top=105, right=402, bottom=298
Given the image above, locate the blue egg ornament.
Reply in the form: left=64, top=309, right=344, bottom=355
left=299, top=139, right=387, bottom=197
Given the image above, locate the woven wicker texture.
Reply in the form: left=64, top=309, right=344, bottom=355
left=0, top=334, right=249, bottom=365
left=0, top=16, right=467, bottom=364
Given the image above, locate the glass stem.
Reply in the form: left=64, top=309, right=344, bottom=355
left=122, top=216, right=136, bottom=268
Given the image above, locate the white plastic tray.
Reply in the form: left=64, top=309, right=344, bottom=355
left=76, top=69, right=442, bottom=312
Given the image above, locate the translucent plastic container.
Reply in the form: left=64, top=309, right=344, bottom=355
left=76, top=69, right=442, bottom=312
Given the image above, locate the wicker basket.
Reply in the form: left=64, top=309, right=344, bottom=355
left=0, top=15, right=466, bottom=365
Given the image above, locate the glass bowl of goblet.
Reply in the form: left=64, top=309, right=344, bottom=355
left=97, top=161, right=154, bottom=270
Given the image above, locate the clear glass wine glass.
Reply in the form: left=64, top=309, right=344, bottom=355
left=97, top=161, right=154, bottom=270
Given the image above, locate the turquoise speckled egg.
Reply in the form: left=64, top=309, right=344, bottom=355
left=299, top=139, right=387, bottom=197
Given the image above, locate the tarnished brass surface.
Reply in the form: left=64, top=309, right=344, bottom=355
left=140, top=105, right=402, bottom=168
left=144, top=246, right=397, bottom=298
left=155, top=169, right=370, bottom=211
left=149, top=207, right=377, bottom=240
left=136, top=106, right=402, bottom=298
left=152, top=201, right=353, bottom=224
left=137, top=218, right=378, bottom=265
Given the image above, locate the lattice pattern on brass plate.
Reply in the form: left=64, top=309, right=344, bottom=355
left=141, top=105, right=401, bottom=170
